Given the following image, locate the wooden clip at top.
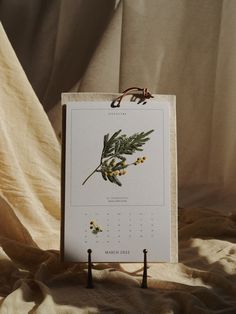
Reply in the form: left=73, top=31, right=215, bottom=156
left=111, top=87, right=154, bottom=108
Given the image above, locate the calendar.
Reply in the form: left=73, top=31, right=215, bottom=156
left=61, top=93, right=178, bottom=263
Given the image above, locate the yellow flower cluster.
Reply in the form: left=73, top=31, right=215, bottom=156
left=119, top=169, right=127, bottom=176
left=104, top=160, right=127, bottom=177
left=134, top=156, right=147, bottom=165
left=106, top=169, right=127, bottom=176
left=90, top=220, right=102, bottom=233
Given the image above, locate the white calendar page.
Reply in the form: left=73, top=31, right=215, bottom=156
left=61, top=94, right=178, bottom=263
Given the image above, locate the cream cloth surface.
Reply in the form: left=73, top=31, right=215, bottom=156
left=0, top=0, right=236, bottom=313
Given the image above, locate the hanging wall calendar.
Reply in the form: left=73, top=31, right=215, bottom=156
left=61, top=91, right=178, bottom=263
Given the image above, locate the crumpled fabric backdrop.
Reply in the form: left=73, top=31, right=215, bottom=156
left=0, top=0, right=236, bottom=313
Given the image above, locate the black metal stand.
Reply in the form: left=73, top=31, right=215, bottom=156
left=87, top=249, right=94, bottom=289
left=141, top=249, right=148, bottom=289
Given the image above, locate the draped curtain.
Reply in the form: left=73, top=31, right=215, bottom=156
left=1, top=0, right=235, bottom=211
left=0, top=1, right=236, bottom=312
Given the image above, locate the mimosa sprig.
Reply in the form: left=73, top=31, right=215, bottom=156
left=82, top=129, right=154, bottom=187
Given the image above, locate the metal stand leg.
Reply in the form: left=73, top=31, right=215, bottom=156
left=87, top=249, right=94, bottom=289
left=141, top=249, right=148, bottom=289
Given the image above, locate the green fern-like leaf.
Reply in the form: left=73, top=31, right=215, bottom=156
left=82, top=129, right=154, bottom=186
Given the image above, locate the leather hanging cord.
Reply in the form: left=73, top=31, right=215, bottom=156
left=111, top=87, right=154, bottom=108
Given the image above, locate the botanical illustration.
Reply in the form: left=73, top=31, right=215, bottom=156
left=90, top=220, right=102, bottom=234
left=82, top=129, right=154, bottom=187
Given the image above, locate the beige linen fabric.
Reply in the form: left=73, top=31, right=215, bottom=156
left=0, top=24, right=60, bottom=249
left=0, top=0, right=236, bottom=313
left=48, top=0, right=236, bottom=210
left=79, top=0, right=236, bottom=210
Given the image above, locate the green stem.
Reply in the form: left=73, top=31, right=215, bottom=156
left=82, top=158, right=136, bottom=186
left=82, top=153, right=116, bottom=186
left=82, top=164, right=101, bottom=185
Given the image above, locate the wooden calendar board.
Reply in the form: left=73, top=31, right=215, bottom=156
left=61, top=93, right=178, bottom=263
